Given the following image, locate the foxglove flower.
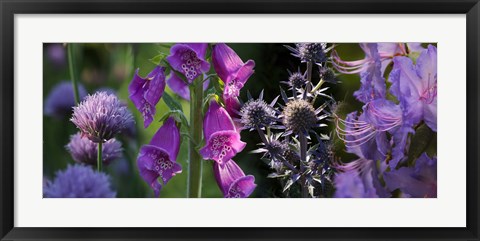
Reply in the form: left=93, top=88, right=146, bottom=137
left=44, top=81, right=87, bottom=119
left=383, top=153, right=437, bottom=198
left=286, top=43, right=328, bottom=64
left=213, top=160, right=256, bottom=198
left=71, top=91, right=134, bottom=143
left=200, top=101, right=246, bottom=166
left=167, top=43, right=210, bottom=80
left=389, top=45, right=437, bottom=131
left=44, top=165, right=116, bottom=198
left=66, top=132, right=122, bottom=166
left=129, top=66, right=166, bottom=128
left=334, top=159, right=389, bottom=198
left=332, top=43, right=424, bottom=75
left=212, top=43, right=255, bottom=116
left=137, top=117, right=182, bottom=197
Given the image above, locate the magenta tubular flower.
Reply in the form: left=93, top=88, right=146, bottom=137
left=213, top=160, right=256, bottom=198
left=200, top=101, right=246, bottom=166
left=44, top=81, right=87, bottom=119
left=137, top=117, right=182, bottom=197
left=383, top=153, right=437, bottom=198
left=332, top=43, right=424, bottom=75
left=71, top=92, right=134, bottom=143
left=389, top=45, right=437, bottom=131
left=129, top=66, right=166, bottom=128
left=66, top=132, right=122, bottom=166
left=167, top=73, right=210, bottom=100
left=212, top=43, right=255, bottom=116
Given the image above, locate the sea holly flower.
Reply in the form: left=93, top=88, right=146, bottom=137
left=200, top=101, right=246, bottom=166
left=213, top=160, right=256, bottom=198
left=285, top=43, right=328, bottom=64
left=66, top=132, right=123, bottom=166
left=383, top=153, right=437, bottom=198
left=166, top=43, right=210, bottom=81
left=71, top=91, right=134, bottom=143
left=44, top=81, right=87, bottom=119
left=389, top=45, right=437, bottom=131
left=44, top=165, right=116, bottom=198
left=128, top=66, right=166, bottom=128
left=137, top=117, right=182, bottom=197
left=332, top=43, right=424, bottom=75
left=212, top=43, right=255, bottom=116
left=282, top=99, right=327, bottom=135
left=333, top=158, right=389, bottom=198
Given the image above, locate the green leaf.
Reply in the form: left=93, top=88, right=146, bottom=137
left=212, top=76, right=224, bottom=94
left=406, top=123, right=436, bottom=166
left=149, top=53, right=167, bottom=66
left=163, top=92, right=183, bottom=111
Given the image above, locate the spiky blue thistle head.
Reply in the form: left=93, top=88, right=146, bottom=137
left=288, top=71, right=307, bottom=88
left=319, top=66, right=337, bottom=83
left=282, top=99, right=317, bottom=133
left=240, top=99, right=276, bottom=130
left=286, top=43, right=328, bottom=63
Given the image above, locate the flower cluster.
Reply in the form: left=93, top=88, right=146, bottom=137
left=333, top=43, right=437, bottom=198
left=241, top=43, right=335, bottom=198
left=66, top=132, right=123, bottom=166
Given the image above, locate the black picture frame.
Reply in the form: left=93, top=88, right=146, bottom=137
left=1, top=0, right=479, bottom=240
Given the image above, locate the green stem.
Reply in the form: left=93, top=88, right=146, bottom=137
left=187, top=77, right=204, bottom=198
left=67, top=44, right=81, bottom=104
left=97, top=142, right=103, bottom=172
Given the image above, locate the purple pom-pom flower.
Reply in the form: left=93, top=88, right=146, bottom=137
left=213, top=159, right=256, bottom=198
left=44, top=81, right=87, bottom=119
left=389, top=45, right=437, bottom=131
left=137, top=117, right=182, bottom=197
left=44, top=164, right=116, bottom=198
left=66, top=132, right=123, bottom=166
left=129, top=66, right=166, bottom=128
left=200, top=101, right=246, bottom=166
left=71, top=91, right=134, bottom=143
left=212, top=43, right=255, bottom=116
left=46, top=43, right=66, bottom=67
left=384, top=153, right=437, bottom=198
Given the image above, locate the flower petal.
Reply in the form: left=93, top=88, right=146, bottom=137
left=213, top=159, right=245, bottom=194
left=200, top=130, right=246, bottom=166
left=166, top=43, right=210, bottom=81
left=226, top=175, right=256, bottom=198
left=167, top=73, right=191, bottom=100
left=149, top=117, right=180, bottom=161
left=203, top=101, right=236, bottom=140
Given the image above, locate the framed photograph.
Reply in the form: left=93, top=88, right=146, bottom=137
left=1, top=0, right=479, bottom=240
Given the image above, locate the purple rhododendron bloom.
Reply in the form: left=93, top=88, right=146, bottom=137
left=200, top=101, right=246, bottom=166
left=389, top=45, right=437, bottom=131
left=129, top=66, right=166, bottom=128
left=44, top=164, right=116, bottom=198
left=71, top=91, right=134, bottom=143
left=137, top=117, right=182, bottom=197
left=166, top=43, right=210, bottom=81
left=333, top=43, right=424, bottom=75
left=212, top=43, right=255, bottom=116
left=353, top=44, right=387, bottom=104
left=213, top=159, right=256, bottom=198
left=44, top=81, right=87, bottom=119
left=66, top=132, right=122, bottom=166
left=334, top=159, right=389, bottom=198
left=166, top=73, right=210, bottom=100
left=384, top=153, right=437, bottom=198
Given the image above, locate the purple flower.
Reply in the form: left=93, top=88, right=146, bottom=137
left=71, top=91, right=134, bottom=143
left=352, top=44, right=387, bottom=103
left=167, top=43, right=210, bottom=80
left=129, top=66, right=166, bottom=128
left=44, top=165, right=116, bottom=198
left=200, top=101, right=246, bottom=166
left=334, top=159, right=389, bottom=198
left=213, top=160, right=256, bottom=198
left=389, top=45, right=437, bottom=131
left=46, top=43, right=66, bottom=66
left=44, top=81, right=87, bottom=119
left=212, top=43, right=255, bottom=116
left=166, top=73, right=210, bottom=100
left=66, top=132, right=122, bottom=166
left=137, top=117, right=182, bottom=197
left=384, top=153, right=437, bottom=198
left=332, top=43, right=424, bottom=75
